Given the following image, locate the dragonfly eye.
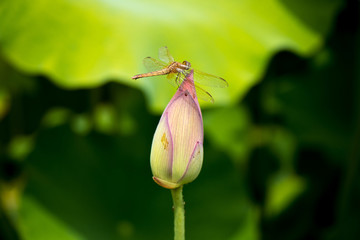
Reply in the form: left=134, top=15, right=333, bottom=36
left=182, top=61, right=191, bottom=69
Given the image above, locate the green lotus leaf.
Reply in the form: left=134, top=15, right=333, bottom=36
left=0, top=0, right=342, bottom=111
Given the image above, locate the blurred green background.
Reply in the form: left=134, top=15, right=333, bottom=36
left=0, top=0, right=359, bottom=239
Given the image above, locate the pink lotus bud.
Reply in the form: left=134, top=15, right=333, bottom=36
left=150, top=70, right=204, bottom=189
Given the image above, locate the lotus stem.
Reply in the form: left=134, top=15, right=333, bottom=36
left=171, top=186, right=185, bottom=240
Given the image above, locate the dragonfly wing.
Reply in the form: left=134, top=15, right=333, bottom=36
left=195, top=85, right=215, bottom=103
left=158, top=46, right=175, bottom=63
left=166, top=72, right=179, bottom=88
left=193, top=69, right=229, bottom=88
left=143, top=57, right=168, bottom=72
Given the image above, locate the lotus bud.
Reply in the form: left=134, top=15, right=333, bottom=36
left=150, top=70, right=204, bottom=189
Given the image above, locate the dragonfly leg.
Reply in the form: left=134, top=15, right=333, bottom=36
left=175, top=73, right=181, bottom=86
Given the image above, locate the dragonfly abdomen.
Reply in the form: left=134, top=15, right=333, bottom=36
left=132, top=68, right=171, bottom=80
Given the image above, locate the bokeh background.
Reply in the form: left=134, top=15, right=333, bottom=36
left=0, top=0, right=359, bottom=239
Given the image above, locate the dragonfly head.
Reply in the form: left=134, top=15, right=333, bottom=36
left=182, top=61, right=191, bottom=70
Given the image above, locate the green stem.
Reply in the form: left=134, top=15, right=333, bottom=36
left=171, top=186, right=185, bottom=240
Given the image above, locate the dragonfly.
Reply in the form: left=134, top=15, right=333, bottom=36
left=132, top=46, right=228, bottom=103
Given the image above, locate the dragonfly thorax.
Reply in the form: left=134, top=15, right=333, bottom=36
left=170, top=61, right=191, bottom=74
